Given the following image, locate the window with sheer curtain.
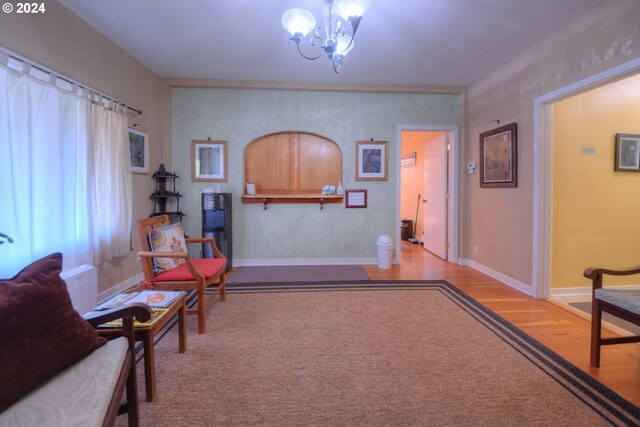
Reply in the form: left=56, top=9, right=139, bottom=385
left=0, top=53, right=132, bottom=278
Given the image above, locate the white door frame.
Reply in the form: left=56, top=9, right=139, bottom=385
left=396, top=125, right=459, bottom=264
left=532, top=58, right=640, bottom=298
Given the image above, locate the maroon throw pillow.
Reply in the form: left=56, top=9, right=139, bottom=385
left=0, top=253, right=106, bottom=411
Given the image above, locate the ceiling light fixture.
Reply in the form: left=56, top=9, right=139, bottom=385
left=281, top=0, right=371, bottom=73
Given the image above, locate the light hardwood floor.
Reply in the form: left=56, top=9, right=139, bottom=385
left=363, top=243, right=640, bottom=407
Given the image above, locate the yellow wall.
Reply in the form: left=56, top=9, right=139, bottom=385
left=466, top=0, right=640, bottom=289
left=551, top=73, right=640, bottom=288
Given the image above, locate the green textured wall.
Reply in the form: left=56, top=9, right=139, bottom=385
left=172, top=87, right=460, bottom=263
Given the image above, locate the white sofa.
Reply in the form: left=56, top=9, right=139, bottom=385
left=0, top=304, right=151, bottom=427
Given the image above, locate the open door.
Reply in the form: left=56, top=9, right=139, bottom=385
left=423, top=133, right=448, bottom=259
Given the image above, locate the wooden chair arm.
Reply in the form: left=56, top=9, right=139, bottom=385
left=584, top=265, right=640, bottom=291
left=185, top=237, right=210, bottom=243
left=85, top=303, right=152, bottom=357
left=84, top=302, right=152, bottom=327
left=584, top=265, right=640, bottom=280
left=137, top=251, right=189, bottom=259
left=185, top=237, right=225, bottom=259
left=135, top=250, right=211, bottom=281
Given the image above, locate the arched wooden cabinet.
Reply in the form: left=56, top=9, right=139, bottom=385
left=242, top=131, right=343, bottom=209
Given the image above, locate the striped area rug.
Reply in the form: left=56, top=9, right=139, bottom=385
left=123, top=281, right=638, bottom=427
left=227, top=264, right=370, bottom=284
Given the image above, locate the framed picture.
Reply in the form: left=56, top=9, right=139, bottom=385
left=356, top=141, right=388, bottom=181
left=480, top=122, right=517, bottom=188
left=614, top=133, right=640, bottom=172
left=401, top=152, right=417, bottom=168
left=192, top=140, right=227, bottom=182
left=344, top=189, right=367, bottom=208
left=128, top=128, right=149, bottom=174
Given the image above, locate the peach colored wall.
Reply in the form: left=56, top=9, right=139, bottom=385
left=551, top=73, right=640, bottom=288
left=466, top=0, right=640, bottom=289
left=401, top=132, right=426, bottom=240
left=0, top=2, right=164, bottom=292
left=401, top=131, right=448, bottom=242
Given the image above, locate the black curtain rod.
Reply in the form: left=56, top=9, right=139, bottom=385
left=7, top=53, right=143, bottom=116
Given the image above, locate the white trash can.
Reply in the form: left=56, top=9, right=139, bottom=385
left=376, top=235, right=393, bottom=269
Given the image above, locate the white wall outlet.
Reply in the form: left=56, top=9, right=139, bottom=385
left=285, top=239, right=292, bottom=249
left=474, top=244, right=479, bottom=254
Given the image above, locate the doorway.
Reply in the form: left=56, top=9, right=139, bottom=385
left=532, top=58, right=640, bottom=299
left=397, top=126, right=459, bottom=264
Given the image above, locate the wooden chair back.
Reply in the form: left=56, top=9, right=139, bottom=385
left=135, top=214, right=227, bottom=334
left=137, top=215, right=172, bottom=281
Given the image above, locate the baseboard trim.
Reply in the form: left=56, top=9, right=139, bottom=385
left=97, top=272, right=144, bottom=303
left=549, top=284, right=640, bottom=298
left=460, top=258, right=533, bottom=296
left=233, top=257, right=381, bottom=267
left=547, top=298, right=640, bottom=337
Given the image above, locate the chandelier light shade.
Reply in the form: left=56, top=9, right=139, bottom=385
left=281, top=0, right=371, bottom=73
left=281, top=8, right=317, bottom=37
left=334, top=0, right=371, bottom=21
left=335, top=33, right=354, bottom=57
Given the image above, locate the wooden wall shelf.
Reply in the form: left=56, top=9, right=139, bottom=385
left=244, top=132, right=343, bottom=207
left=241, top=194, right=343, bottom=210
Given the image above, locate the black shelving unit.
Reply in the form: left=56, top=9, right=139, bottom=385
left=150, top=163, right=184, bottom=223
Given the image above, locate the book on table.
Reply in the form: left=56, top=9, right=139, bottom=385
left=85, top=290, right=183, bottom=328
left=94, top=290, right=183, bottom=310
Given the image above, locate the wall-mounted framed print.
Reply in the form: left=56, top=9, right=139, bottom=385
left=128, top=128, right=149, bottom=174
left=344, top=189, right=367, bottom=208
left=356, top=141, right=388, bottom=181
left=480, top=122, right=517, bottom=188
left=614, top=133, right=640, bottom=172
left=192, top=140, right=227, bottom=182
left=401, top=152, right=417, bottom=168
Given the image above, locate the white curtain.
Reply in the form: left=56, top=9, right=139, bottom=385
left=0, top=54, right=92, bottom=277
left=0, top=52, right=134, bottom=277
left=90, top=101, right=132, bottom=262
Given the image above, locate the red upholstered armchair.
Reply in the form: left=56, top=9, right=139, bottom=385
left=137, top=215, right=227, bottom=334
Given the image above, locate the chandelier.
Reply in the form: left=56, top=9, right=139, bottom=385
left=281, top=0, right=371, bottom=73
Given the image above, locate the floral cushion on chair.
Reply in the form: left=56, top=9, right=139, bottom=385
left=149, top=222, right=187, bottom=273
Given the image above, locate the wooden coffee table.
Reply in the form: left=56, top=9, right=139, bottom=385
left=96, top=291, right=187, bottom=402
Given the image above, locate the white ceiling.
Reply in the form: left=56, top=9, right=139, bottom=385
left=58, top=0, right=603, bottom=87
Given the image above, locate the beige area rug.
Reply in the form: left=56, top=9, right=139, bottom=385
left=118, top=282, right=638, bottom=426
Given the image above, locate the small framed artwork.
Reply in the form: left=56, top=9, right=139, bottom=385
left=480, top=122, right=517, bottom=188
left=192, top=140, right=227, bottom=182
left=344, top=189, right=367, bottom=208
left=614, top=133, right=640, bottom=172
left=401, top=152, right=417, bottom=168
left=128, top=128, right=149, bottom=174
left=356, top=141, right=388, bottom=181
